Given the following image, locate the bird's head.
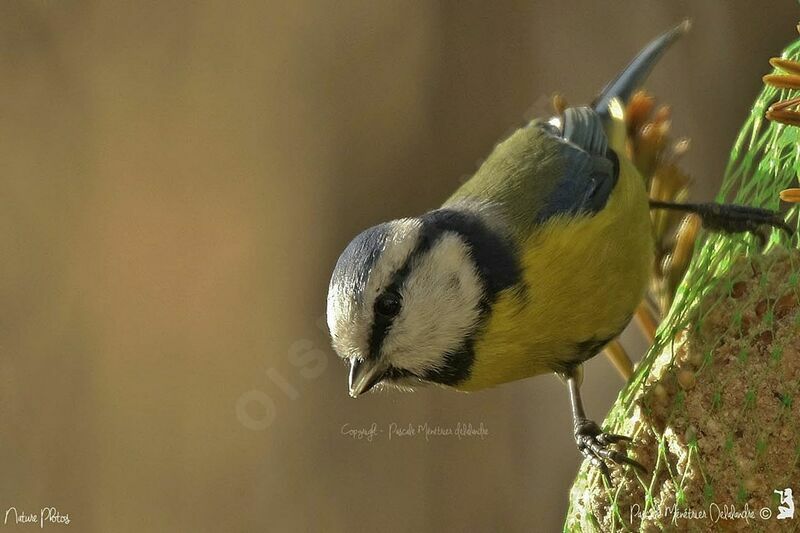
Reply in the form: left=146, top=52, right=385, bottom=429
left=327, top=211, right=513, bottom=397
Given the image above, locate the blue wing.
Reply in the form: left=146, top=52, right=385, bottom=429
left=533, top=107, right=618, bottom=225
left=535, top=21, right=689, bottom=224
left=448, top=22, right=686, bottom=232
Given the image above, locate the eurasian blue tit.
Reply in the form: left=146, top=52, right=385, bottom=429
left=326, top=21, right=789, bottom=475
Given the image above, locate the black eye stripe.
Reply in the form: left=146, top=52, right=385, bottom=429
left=366, top=209, right=522, bottom=375
left=366, top=229, right=437, bottom=360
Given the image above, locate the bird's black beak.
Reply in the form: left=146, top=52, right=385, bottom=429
left=348, top=357, right=388, bottom=398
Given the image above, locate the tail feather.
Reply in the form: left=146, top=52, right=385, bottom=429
left=592, top=20, right=690, bottom=117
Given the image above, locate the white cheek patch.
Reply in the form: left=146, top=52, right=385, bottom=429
left=327, top=218, right=422, bottom=360
left=382, top=233, right=483, bottom=374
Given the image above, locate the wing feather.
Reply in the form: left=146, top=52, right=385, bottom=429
left=533, top=107, right=618, bottom=224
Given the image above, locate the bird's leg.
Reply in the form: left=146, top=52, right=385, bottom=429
left=562, top=366, right=646, bottom=484
left=649, top=200, right=792, bottom=245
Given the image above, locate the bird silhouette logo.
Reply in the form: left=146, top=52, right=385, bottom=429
left=774, top=488, right=795, bottom=520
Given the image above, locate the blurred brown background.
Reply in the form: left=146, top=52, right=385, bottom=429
left=0, top=1, right=796, bottom=531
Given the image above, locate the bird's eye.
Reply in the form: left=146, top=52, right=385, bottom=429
left=375, top=291, right=402, bottom=318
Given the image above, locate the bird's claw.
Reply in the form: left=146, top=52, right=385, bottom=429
left=692, top=203, right=793, bottom=244
left=574, top=418, right=647, bottom=484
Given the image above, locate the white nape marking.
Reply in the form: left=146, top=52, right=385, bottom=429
left=327, top=218, right=422, bottom=361
left=381, top=233, right=483, bottom=376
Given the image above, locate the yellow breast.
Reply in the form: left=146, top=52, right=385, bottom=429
left=457, top=149, right=653, bottom=391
